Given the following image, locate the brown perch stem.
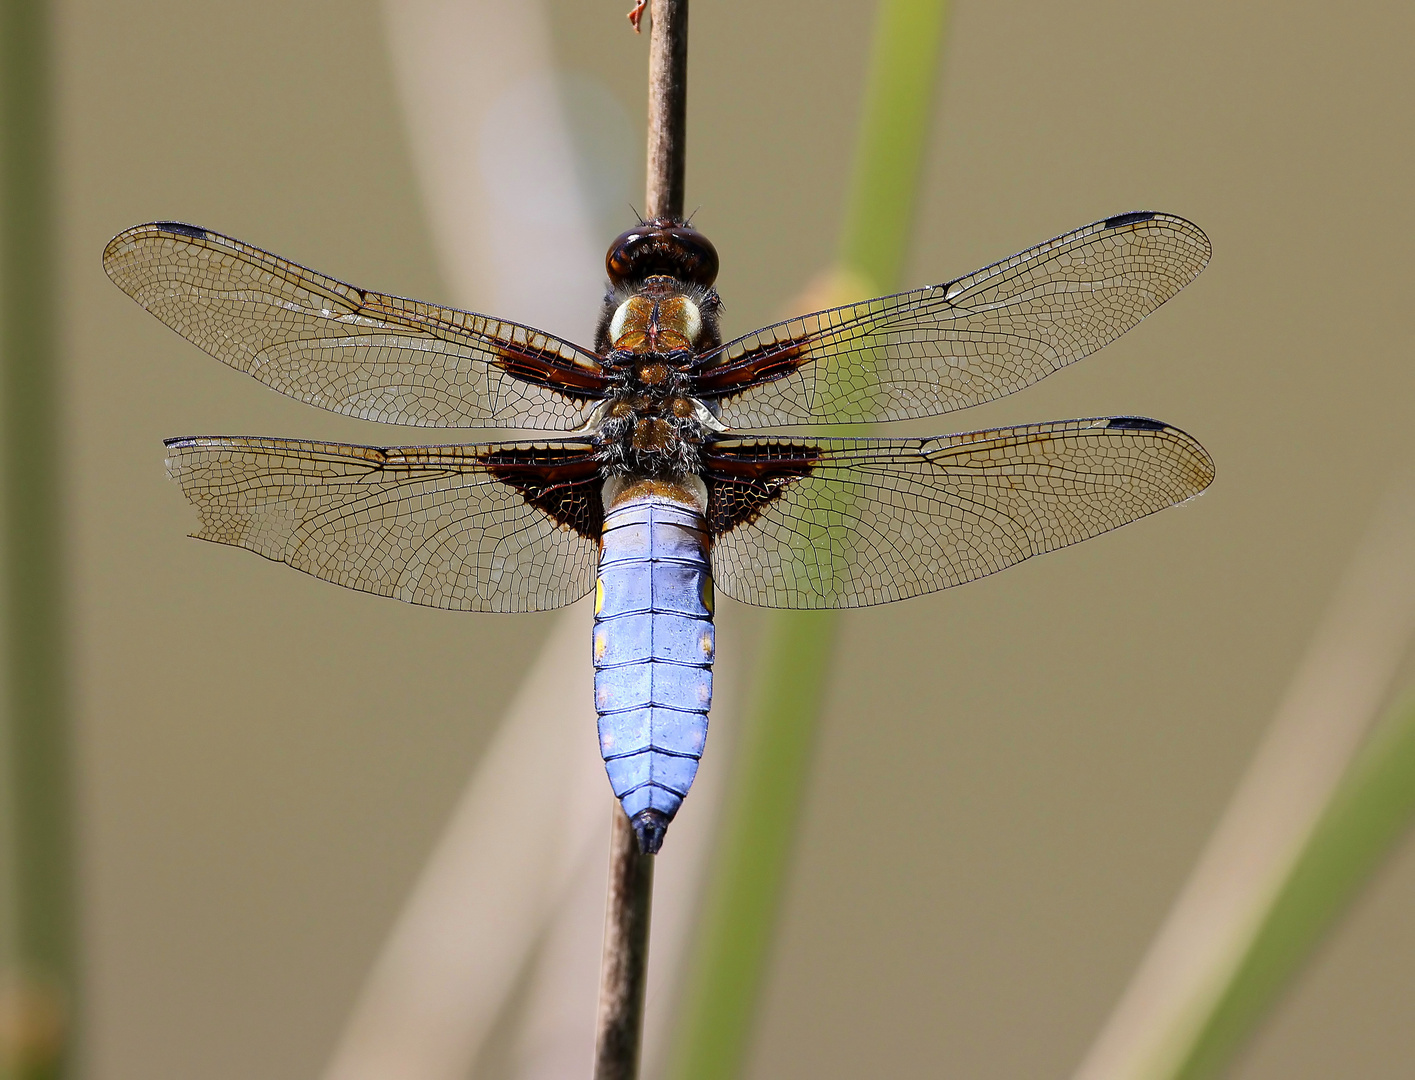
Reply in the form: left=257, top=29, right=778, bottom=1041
left=644, top=0, right=688, bottom=220
left=593, top=5, right=688, bottom=1076
left=593, top=806, right=658, bottom=1080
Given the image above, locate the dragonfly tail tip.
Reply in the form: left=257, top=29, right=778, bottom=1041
left=631, top=809, right=669, bottom=854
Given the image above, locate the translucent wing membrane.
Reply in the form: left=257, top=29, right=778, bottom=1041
left=105, top=223, right=607, bottom=429
left=140, top=214, right=1216, bottom=613
left=165, top=437, right=600, bottom=612
left=706, top=417, right=1214, bottom=609
left=698, top=213, right=1210, bottom=428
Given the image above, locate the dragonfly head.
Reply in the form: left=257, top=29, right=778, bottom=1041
left=605, top=218, right=718, bottom=289
left=597, top=223, right=723, bottom=355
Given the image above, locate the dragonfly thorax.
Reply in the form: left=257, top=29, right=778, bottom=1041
left=593, top=261, right=723, bottom=480
left=607, top=288, right=702, bottom=352
left=594, top=369, right=709, bottom=480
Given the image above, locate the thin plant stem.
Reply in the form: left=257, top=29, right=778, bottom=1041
left=1, top=0, right=78, bottom=1077
left=1170, top=696, right=1415, bottom=1080
left=666, top=611, right=837, bottom=1080
left=594, top=808, right=657, bottom=1080
left=839, top=0, right=951, bottom=288
left=667, top=4, right=949, bottom=1079
left=1074, top=476, right=1415, bottom=1080
left=644, top=0, right=688, bottom=219
left=593, top=2, right=691, bottom=1076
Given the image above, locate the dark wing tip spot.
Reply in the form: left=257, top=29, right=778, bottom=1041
left=1104, top=211, right=1157, bottom=229
left=151, top=221, right=209, bottom=240
left=1107, top=416, right=1168, bottom=431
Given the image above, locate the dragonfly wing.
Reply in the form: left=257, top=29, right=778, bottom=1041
left=106, top=223, right=608, bottom=429
left=697, top=213, right=1210, bottom=428
left=165, top=436, right=602, bottom=612
left=705, top=418, right=1214, bottom=608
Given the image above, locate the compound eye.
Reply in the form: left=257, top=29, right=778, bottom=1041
left=605, top=219, right=719, bottom=287
left=666, top=230, right=719, bottom=287
left=604, top=228, right=643, bottom=286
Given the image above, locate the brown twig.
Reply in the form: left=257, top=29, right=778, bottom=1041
left=593, top=807, right=657, bottom=1080
left=592, top=5, right=689, bottom=1076
left=644, top=0, right=688, bottom=220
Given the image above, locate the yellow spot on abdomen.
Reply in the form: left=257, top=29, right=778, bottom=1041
left=595, top=577, right=604, bottom=615
left=701, top=575, right=714, bottom=615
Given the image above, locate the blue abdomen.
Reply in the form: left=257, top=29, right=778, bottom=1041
left=593, top=492, right=714, bottom=854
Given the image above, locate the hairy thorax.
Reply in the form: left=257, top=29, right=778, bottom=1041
left=594, top=274, right=721, bottom=480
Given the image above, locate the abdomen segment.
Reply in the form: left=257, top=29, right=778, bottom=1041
left=593, top=493, right=714, bottom=853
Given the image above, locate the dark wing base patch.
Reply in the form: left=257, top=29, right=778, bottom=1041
left=691, top=339, right=810, bottom=398
left=703, top=442, right=821, bottom=535
left=481, top=447, right=605, bottom=539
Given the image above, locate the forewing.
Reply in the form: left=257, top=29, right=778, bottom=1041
left=164, top=436, right=602, bottom=612
left=698, top=213, right=1210, bottom=428
left=106, top=223, right=607, bottom=429
left=706, top=418, right=1214, bottom=608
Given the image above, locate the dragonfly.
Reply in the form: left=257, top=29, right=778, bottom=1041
left=104, top=211, right=1214, bottom=853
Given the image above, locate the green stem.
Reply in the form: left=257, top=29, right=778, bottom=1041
left=1, top=1, right=77, bottom=1077
left=667, top=4, right=949, bottom=1078
left=1171, top=695, right=1415, bottom=1080
left=839, top=0, right=951, bottom=286
left=668, top=612, right=837, bottom=1080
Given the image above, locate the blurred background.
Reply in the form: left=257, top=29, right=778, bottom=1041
left=3, top=0, right=1415, bottom=1078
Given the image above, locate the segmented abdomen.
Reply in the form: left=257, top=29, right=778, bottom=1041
left=593, top=493, right=714, bottom=853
